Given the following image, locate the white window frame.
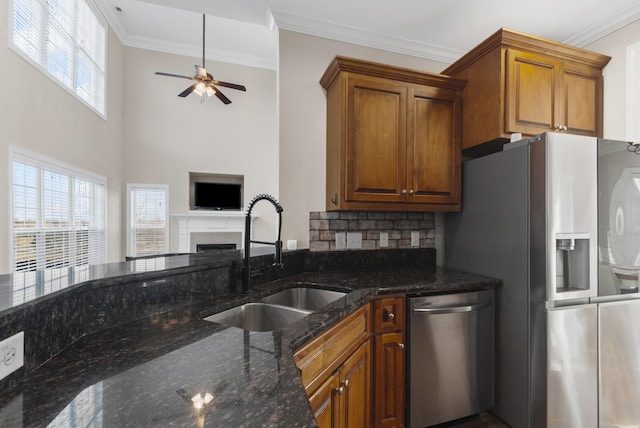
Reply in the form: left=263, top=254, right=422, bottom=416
left=9, top=146, right=107, bottom=272
left=126, top=183, right=170, bottom=258
left=8, top=0, right=108, bottom=119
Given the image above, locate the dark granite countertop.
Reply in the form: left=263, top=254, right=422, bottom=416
left=0, top=266, right=498, bottom=428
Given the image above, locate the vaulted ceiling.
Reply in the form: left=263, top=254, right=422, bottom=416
left=94, top=0, right=640, bottom=69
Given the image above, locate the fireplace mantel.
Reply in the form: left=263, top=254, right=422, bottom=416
left=171, top=211, right=256, bottom=253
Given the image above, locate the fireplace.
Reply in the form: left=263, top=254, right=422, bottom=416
left=172, top=211, right=254, bottom=253
left=197, top=243, right=237, bottom=252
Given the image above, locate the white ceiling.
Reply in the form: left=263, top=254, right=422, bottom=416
left=94, top=0, right=640, bottom=70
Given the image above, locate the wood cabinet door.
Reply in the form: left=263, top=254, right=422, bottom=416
left=560, top=62, right=602, bottom=136
left=505, top=49, right=559, bottom=135
left=346, top=75, right=407, bottom=204
left=373, top=297, right=406, bottom=333
left=310, top=372, right=341, bottom=428
left=341, top=339, right=371, bottom=428
left=407, top=87, right=461, bottom=205
left=374, top=332, right=406, bottom=428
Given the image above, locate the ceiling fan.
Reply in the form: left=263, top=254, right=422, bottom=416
left=154, top=14, right=246, bottom=104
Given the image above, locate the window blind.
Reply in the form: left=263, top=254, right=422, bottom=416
left=128, top=185, right=169, bottom=258
left=12, top=153, right=106, bottom=272
left=10, top=0, right=106, bottom=115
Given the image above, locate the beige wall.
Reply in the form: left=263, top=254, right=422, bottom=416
left=586, top=19, right=640, bottom=140
left=0, top=5, right=125, bottom=274
left=277, top=30, right=450, bottom=249
left=121, top=48, right=279, bottom=252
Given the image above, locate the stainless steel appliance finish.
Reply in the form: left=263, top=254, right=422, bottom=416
left=546, top=304, right=598, bottom=428
left=598, top=298, right=640, bottom=426
left=408, top=290, right=494, bottom=428
left=445, top=132, right=600, bottom=427
left=595, top=139, right=640, bottom=427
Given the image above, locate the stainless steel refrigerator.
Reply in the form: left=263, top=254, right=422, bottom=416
left=444, top=132, right=640, bottom=427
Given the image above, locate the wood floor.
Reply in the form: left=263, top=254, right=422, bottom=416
left=430, top=412, right=510, bottom=428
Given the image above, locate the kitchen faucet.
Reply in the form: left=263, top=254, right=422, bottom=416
left=242, top=193, right=284, bottom=293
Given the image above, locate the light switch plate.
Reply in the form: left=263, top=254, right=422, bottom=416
left=379, top=232, right=389, bottom=248
left=335, top=232, right=346, bottom=250
left=411, top=231, right=420, bottom=247
left=0, top=331, right=24, bottom=381
left=347, top=232, right=362, bottom=249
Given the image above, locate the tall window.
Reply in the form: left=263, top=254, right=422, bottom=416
left=127, top=184, right=169, bottom=258
left=11, top=148, right=106, bottom=272
left=10, top=0, right=107, bottom=116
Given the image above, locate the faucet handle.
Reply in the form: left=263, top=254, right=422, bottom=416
left=274, top=240, right=284, bottom=268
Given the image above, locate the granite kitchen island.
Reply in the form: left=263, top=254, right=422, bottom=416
left=0, top=249, right=498, bottom=427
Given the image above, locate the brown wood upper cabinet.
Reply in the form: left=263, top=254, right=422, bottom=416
left=443, top=28, right=611, bottom=151
left=320, top=56, right=466, bottom=212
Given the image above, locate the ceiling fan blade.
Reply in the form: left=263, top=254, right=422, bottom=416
left=213, top=80, right=247, bottom=91
left=178, top=85, right=197, bottom=97
left=195, top=65, right=208, bottom=78
left=155, top=71, right=193, bottom=80
left=213, top=87, right=232, bottom=104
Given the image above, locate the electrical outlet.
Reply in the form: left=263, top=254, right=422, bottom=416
left=411, top=231, right=420, bottom=247
left=379, top=232, right=389, bottom=248
left=0, top=332, right=24, bottom=381
left=347, top=232, right=362, bottom=249
left=335, top=232, right=346, bottom=250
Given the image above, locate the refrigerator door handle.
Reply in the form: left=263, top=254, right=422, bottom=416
left=413, top=301, right=492, bottom=314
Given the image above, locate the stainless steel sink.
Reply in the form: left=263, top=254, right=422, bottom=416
left=262, top=287, right=346, bottom=311
left=204, top=303, right=312, bottom=332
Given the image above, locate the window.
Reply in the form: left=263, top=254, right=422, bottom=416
left=10, top=0, right=107, bottom=116
left=126, top=184, right=169, bottom=258
left=11, top=148, right=106, bottom=272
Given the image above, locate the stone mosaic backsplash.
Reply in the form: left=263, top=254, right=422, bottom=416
left=309, top=211, right=435, bottom=251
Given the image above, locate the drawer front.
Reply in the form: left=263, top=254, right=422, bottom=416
left=294, top=304, right=370, bottom=393
left=373, top=297, right=405, bottom=333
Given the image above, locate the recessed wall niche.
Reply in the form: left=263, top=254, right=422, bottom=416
left=189, top=172, right=244, bottom=211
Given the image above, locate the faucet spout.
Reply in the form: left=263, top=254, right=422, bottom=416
left=242, top=194, right=284, bottom=293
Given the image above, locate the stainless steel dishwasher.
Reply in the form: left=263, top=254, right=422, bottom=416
left=408, top=290, right=494, bottom=427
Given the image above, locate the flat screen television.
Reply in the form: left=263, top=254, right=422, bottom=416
left=194, top=182, right=242, bottom=210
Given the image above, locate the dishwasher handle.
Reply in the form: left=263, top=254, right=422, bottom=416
left=412, top=301, right=492, bottom=314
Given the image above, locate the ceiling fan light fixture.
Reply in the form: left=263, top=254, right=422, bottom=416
left=154, top=14, right=246, bottom=105
left=194, top=82, right=206, bottom=96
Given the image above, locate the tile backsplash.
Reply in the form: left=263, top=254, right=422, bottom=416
left=309, top=211, right=435, bottom=251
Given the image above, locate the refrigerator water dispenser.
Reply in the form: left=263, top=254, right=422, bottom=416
left=555, top=234, right=590, bottom=293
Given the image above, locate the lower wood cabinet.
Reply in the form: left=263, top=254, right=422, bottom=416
left=295, top=298, right=406, bottom=428
left=374, top=331, right=405, bottom=428
left=294, top=305, right=371, bottom=428
left=309, top=340, right=372, bottom=427
left=373, top=296, right=406, bottom=428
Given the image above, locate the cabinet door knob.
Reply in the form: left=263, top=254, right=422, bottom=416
left=344, top=379, right=349, bottom=388
left=387, top=312, right=395, bottom=320
left=409, top=190, right=414, bottom=195
left=398, top=343, right=405, bottom=350
left=562, top=125, right=568, bottom=131
left=337, top=386, right=344, bottom=394
left=402, top=189, right=408, bottom=195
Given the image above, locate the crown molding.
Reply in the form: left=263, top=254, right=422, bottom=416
left=270, top=8, right=463, bottom=64
left=124, top=35, right=277, bottom=69
left=92, top=0, right=127, bottom=41
left=564, top=3, right=640, bottom=47
left=90, top=0, right=275, bottom=69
